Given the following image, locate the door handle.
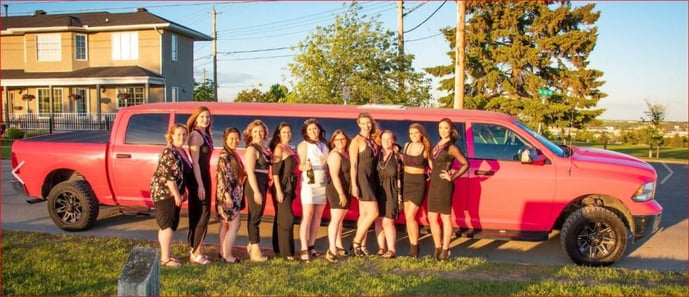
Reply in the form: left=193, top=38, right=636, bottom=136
left=115, top=154, right=131, bottom=159
left=474, top=170, right=494, bottom=176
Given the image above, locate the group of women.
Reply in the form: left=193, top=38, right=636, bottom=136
left=149, top=106, right=468, bottom=267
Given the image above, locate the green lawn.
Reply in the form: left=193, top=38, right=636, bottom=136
left=1, top=140, right=11, bottom=159
left=1, top=231, right=686, bottom=296
left=574, top=142, right=687, bottom=162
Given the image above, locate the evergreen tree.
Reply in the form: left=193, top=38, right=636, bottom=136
left=193, top=79, right=215, bottom=102
left=426, top=1, right=605, bottom=130
left=287, top=2, right=431, bottom=106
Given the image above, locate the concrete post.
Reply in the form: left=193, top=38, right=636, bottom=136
left=117, top=246, right=160, bottom=296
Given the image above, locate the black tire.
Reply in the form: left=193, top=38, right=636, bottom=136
left=560, top=206, right=628, bottom=267
left=47, top=180, right=99, bottom=231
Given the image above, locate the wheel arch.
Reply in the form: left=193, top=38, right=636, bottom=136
left=41, top=169, right=87, bottom=198
left=554, top=194, right=633, bottom=233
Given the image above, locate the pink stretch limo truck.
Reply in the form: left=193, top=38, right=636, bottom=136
left=10, top=102, right=662, bottom=266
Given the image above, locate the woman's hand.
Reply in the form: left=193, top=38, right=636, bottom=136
left=253, top=191, right=263, bottom=205
left=351, top=185, right=359, bottom=199
left=338, top=193, right=347, bottom=207
left=174, top=195, right=182, bottom=207
left=197, top=187, right=206, bottom=201
left=440, top=170, right=453, bottom=181
left=276, top=191, right=284, bottom=203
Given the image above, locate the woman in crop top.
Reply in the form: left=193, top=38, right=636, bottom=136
left=428, top=118, right=468, bottom=261
left=401, top=123, right=431, bottom=258
left=243, top=119, right=271, bottom=262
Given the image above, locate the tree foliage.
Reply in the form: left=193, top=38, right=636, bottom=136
left=287, top=2, right=432, bottom=106
left=234, top=84, right=289, bottom=103
left=641, top=99, right=666, bottom=158
left=193, top=79, right=216, bottom=102
left=426, top=1, right=606, bottom=130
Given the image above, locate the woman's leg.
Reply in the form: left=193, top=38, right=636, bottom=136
left=328, top=208, right=346, bottom=254
left=383, top=217, right=397, bottom=254
left=404, top=201, right=420, bottom=245
left=428, top=211, right=441, bottom=249
left=158, top=227, right=173, bottom=261
left=219, top=221, right=228, bottom=258
left=308, top=204, right=326, bottom=248
left=353, top=201, right=379, bottom=245
left=374, top=217, right=385, bottom=252
left=300, top=204, right=314, bottom=252
left=225, top=216, right=241, bottom=261
left=440, top=213, right=453, bottom=249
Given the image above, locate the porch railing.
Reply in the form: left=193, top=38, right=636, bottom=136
left=5, top=113, right=117, bottom=132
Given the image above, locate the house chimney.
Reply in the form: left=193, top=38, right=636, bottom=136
left=136, top=7, right=148, bottom=12
left=33, top=10, right=46, bottom=16
left=3, top=4, right=8, bottom=17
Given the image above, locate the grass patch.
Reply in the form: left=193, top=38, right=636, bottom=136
left=2, top=231, right=686, bottom=296
left=1, top=139, right=11, bottom=159
left=578, top=143, right=687, bottom=162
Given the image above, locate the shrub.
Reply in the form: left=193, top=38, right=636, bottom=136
left=3, top=127, right=25, bottom=140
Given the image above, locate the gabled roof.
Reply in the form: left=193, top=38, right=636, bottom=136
left=1, top=8, right=212, bottom=41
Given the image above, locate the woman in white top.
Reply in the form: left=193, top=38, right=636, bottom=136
left=297, top=118, right=329, bottom=261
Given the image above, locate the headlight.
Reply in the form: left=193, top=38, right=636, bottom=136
left=632, top=182, right=656, bottom=202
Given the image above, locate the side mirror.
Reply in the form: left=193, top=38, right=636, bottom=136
left=519, top=147, right=547, bottom=165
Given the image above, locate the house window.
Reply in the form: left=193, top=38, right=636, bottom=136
left=36, top=34, right=61, bottom=61
left=172, top=87, right=179, bottom=102
left=37, top=88, right=64, bottom=116
left=117, top=87, right=144, bottom=108
left=75, top=34, right=87, bottom=60
left=112, top=32, right=138, bottom=60
left=171, top=34, right=178, bottom=61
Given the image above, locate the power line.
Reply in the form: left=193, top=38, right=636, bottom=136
left=219, top=54, right=294, bottom=62
left=404, top=0, right=447, bottom=34
left=218, top=46, right=290, bottom=55
left=407, top=32, right=443, bottom=43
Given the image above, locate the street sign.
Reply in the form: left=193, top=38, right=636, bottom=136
left=538, top=88, right=554, bottom=96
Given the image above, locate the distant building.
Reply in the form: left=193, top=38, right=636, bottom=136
left=1, top=8, right=212, bottom=122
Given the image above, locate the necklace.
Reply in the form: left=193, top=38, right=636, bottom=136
left=432, top=141, right=448, bottom=160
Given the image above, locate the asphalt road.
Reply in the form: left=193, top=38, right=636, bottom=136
left=2, top=160, right=686, bottom=271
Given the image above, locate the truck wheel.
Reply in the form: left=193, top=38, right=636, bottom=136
left=560, top=206, right=628, bottom=266
left=47, top=180, right=99, bottom=231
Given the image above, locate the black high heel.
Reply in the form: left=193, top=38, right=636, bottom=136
left=438, top=249, right=451, bottom=261
left=409, top=244, right=419, bottom=258
left=433, top=247, right=442, bottom=259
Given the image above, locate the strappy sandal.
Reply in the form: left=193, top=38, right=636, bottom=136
left=382, top=250, right=396, bottom=259
left=160, top=258, right=182, bottom=267
left=300, top=250, right=311, bottom=262
left=190, top=253, right=211, bottom=265
left=336, top=247, right=349, bottom=257
left=222, top=256, right=241, bottom=263
left=308, top=245, right=321, bottom=257
left=375, top=248, right=386, bottom=256
left=351, top=241, right=365, bottom=257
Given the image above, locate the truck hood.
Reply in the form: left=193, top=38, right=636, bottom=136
left=569, top=146, right=657, bottom=180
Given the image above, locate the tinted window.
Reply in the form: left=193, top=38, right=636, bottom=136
left=125, top=113, right=170, bottom=145
left=175, top=113, right=466, bottom=153
left=472, top=123, right=529, bottom=161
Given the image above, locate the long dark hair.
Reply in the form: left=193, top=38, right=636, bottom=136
left=439, top=117, right=459, bottom=143
left=301, top=118, right=327, bottom=144
left=269, top=122, right=291, bottom=152
left=222, top=127, right=244, bottom=181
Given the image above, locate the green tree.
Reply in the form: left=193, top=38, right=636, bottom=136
left=641, top=99, right=666, bottom=158
left=193, top=79, right=215, bottom=102
left=426, top=1, right=605, bottom=130
left=286, top=2, right=431, bottom=106
left=234, top=84, right=289, bottom=103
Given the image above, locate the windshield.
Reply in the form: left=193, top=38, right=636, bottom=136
left=516, top=122, right=565, bottom=157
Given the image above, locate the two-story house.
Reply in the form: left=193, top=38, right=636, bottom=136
left=0, top=8, right=212, bottom=127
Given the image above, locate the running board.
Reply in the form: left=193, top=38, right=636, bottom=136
left=26, top=198, right=46, bottom=204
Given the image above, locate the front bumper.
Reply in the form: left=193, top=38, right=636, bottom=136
left=632, top=213, right=662, bottom=242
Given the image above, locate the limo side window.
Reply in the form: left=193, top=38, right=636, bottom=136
left=125, top=113, right=170, bottom=145
left=472, top=123, right=529, bottom=161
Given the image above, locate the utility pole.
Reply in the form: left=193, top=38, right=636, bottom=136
left=211, top=6, right=218, bottom=101
left=397, top=1, right=404, bottom=97
left=453, top=1, right=465, bottom=109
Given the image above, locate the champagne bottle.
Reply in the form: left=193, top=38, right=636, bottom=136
left=306, top=158, right=315, bottom=184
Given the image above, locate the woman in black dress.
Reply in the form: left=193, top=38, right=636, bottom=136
left=270, top=122, right=298, bottom=261
left=324, top=129, right=352, bottom=262
left=186, top=106, right=213, bottom=265
left=374, top=130, right=403, bottom=258
left=349, top=112, right=381, bottom=256
left=428, top=118, right=468, bottom=260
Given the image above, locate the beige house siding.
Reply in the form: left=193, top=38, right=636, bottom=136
left=161, top=31, right=195, bottom=101
left=0, top=35, right=25, bottom=70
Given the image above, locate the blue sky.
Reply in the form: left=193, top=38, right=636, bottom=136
left=4, top=1, right=687, bottom=121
